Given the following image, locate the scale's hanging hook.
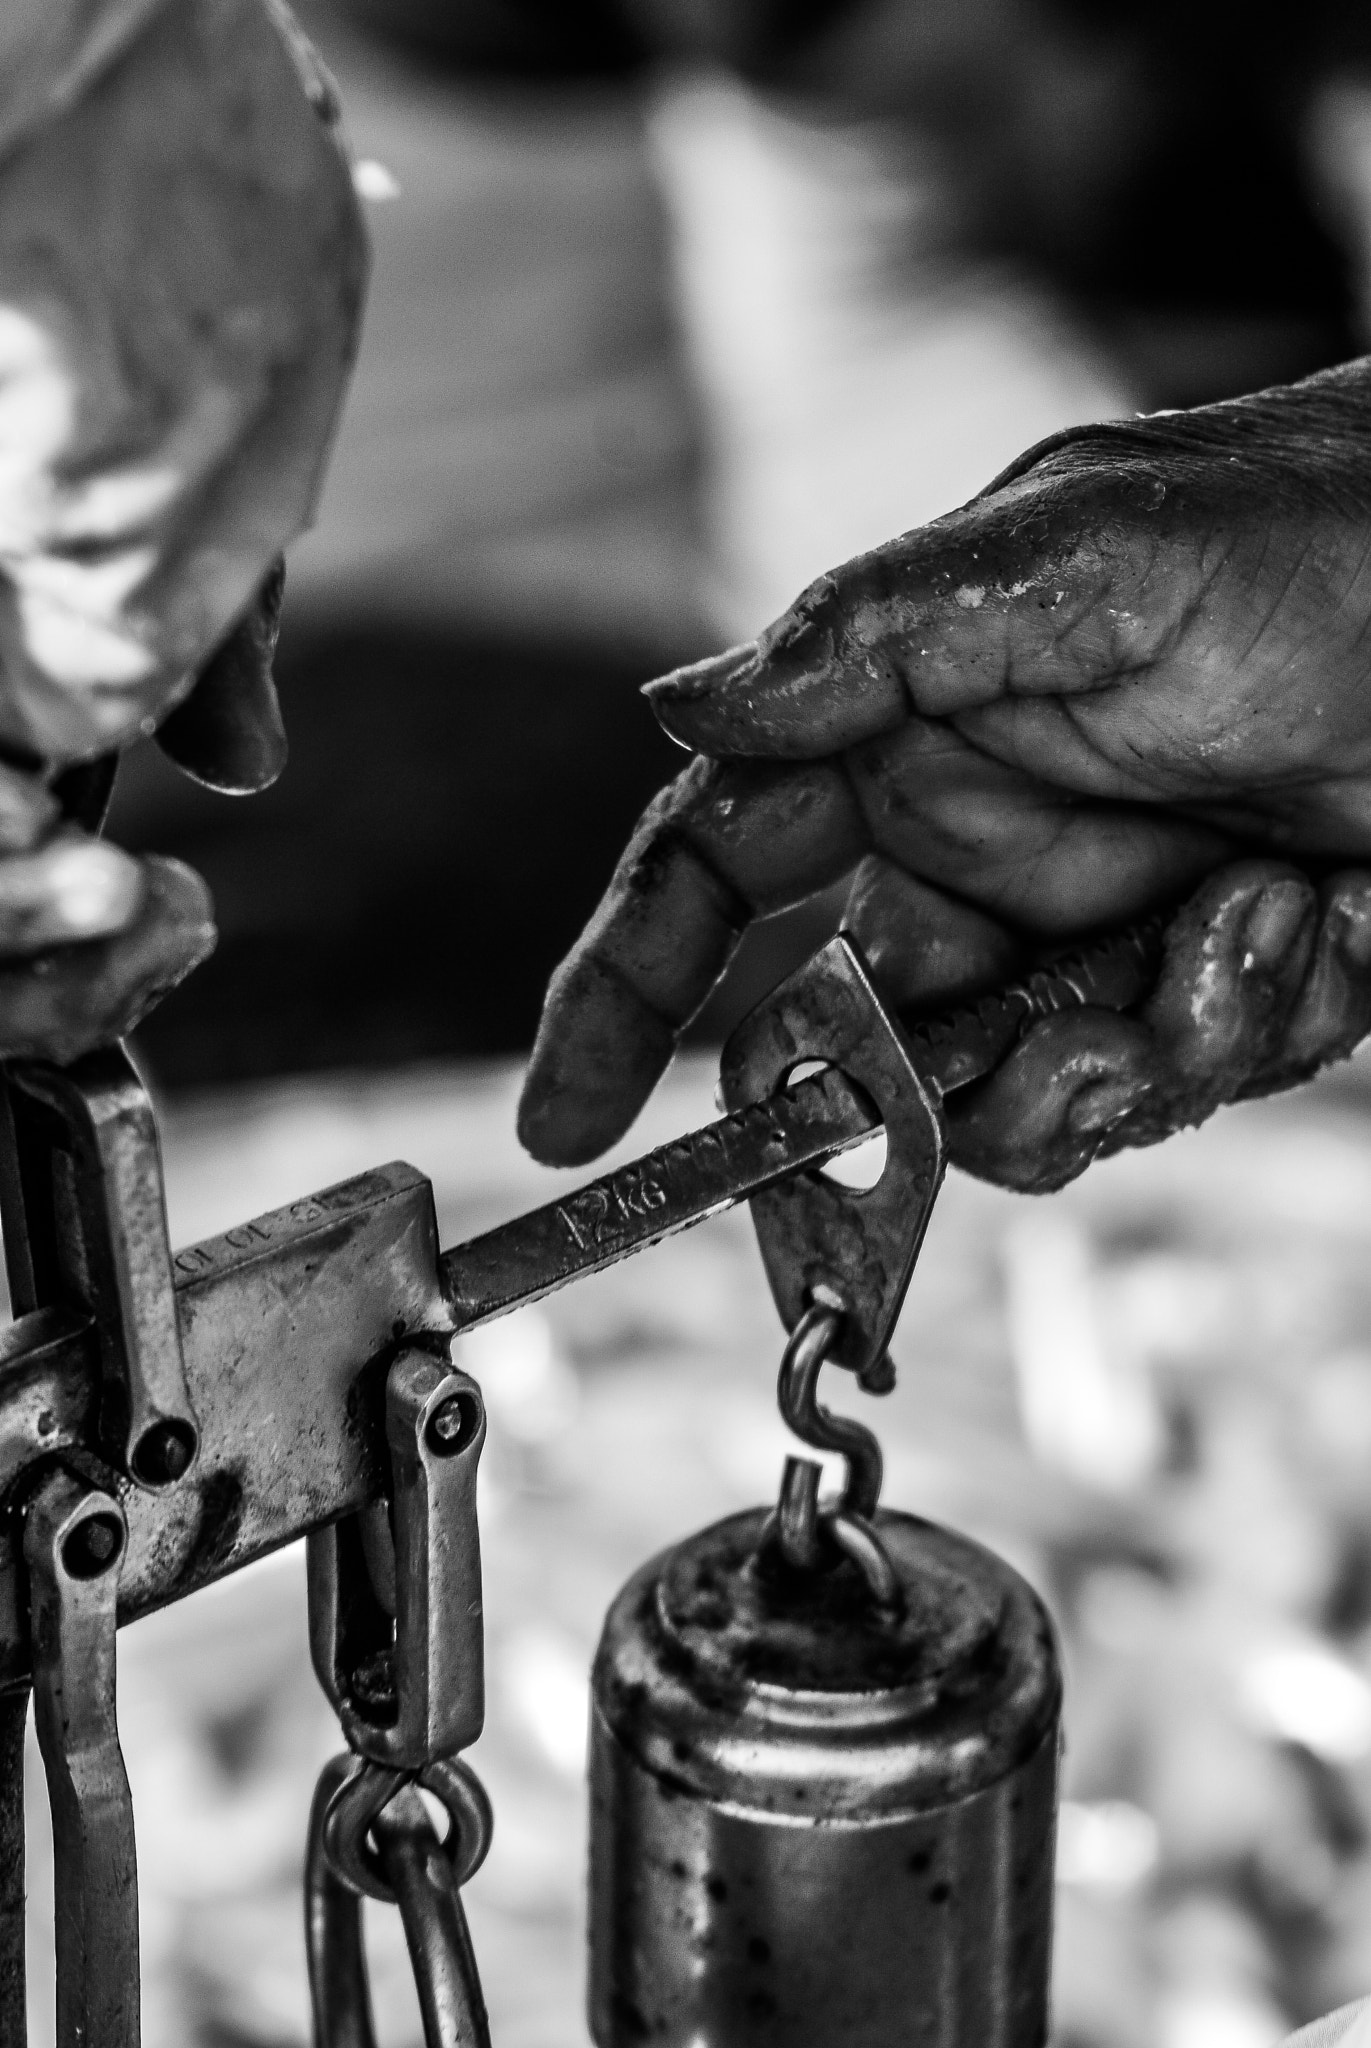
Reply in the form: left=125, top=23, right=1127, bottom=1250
left=765, top=1297, right=901, bottom=1611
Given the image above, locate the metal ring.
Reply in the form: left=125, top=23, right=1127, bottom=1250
left=323, top=1755, right=494, bottom=1905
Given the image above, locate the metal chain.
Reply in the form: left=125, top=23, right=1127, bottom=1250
left=306, top=1752, right=492, bottom=2048
left=765, top=1300, right=903, bottom=1611
left=305, top=1349, right=495, bottom=2048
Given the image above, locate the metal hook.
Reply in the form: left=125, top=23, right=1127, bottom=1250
left=775, top=1303, right=883, bottom=1520
left=766, top=1303, right=901, bottom=1611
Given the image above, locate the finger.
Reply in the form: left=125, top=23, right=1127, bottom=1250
left=1238, top=870, right=1371, bottom=1090
left=842, top=857, right=1025, bottom=1012
left=0, top=834, right=145, bottom=956
left=849, top=716, right=1231, bottom=935
left=1124, top=861, right=1317, bottom=1133
left=0, top=855, right=215, bottom=1065
left=944, top=859, right=1319, bottom=1190
left=946, top=1006, right=1157, bottom=1192
left=644, top=459, right=1188, bottom=759
left=518, top=755, right=868, bottom=1165
left=0, top=763, right=60, bottom=853
left=155, top=559, right=288, bottom=793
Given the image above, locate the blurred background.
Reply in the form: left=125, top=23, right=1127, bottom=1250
left=23, top=1, right=1371, bottom=2043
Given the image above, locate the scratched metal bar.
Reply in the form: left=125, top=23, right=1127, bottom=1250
left=439, top=917, right=1164, bottom=1330
left=440, top=1065, right=878, bottom=1330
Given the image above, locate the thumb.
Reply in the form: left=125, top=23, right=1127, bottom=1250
left=645, top=458, right=1177, bottom=760
left=155, top=558, right=288, bottom=794
left=643, top=565, right=907, bottom=759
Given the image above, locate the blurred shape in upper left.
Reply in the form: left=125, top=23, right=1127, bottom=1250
left=0, top=0, right=368, bottom=764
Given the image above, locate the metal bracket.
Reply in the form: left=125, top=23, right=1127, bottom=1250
left=719, top=935, right=947, bottom=1381
left=25, top=1468, right=138, bottom=2048
left=0, top=1048, right=198, bottom=1489
left=308, top=1353, right=486, bottom=1769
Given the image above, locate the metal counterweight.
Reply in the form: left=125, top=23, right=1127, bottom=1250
left=589, top=1509, right=1063, bottom=2048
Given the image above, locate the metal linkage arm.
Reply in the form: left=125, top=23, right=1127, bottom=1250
left=0, top=1158, right=448, bottom=1691
left=0, top=919, right=1162, bottom=1691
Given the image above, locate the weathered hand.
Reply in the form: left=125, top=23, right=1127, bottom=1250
left=520, top=359, right=1371, bottom=1187
left=0, top=763, right=212, bottom=1065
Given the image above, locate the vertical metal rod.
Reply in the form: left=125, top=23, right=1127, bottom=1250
left=305, top=1756, right=378, bottom=2048
left=26, top=1470, right=138, bottom=2048
left=374, top=1792, right=490, bottom=2048
left=0, top=1688, right=27, bottom=2048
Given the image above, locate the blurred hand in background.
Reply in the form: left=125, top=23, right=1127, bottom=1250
left=0, top=0, right=367, bottom=1059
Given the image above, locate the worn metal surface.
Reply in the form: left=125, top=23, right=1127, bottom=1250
left=3, top=1051, right=199, bottom=1489
left=721, top=935, right=947, bottom=1377
left=309, top=1354, right=486, bottom=1768
left=26, top=1470, right=139, bottom=2048
left=0, top=1161, right=447, bottom=1692
left=589, top=1507, right=1062, bottom=2048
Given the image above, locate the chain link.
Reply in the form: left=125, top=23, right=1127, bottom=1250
left=323, top=1754, right=493, bottom=1905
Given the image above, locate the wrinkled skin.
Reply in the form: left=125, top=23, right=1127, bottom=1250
left=519, top=357, right=1371, bottom=1190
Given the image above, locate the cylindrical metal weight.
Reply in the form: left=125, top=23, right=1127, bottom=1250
left=589, top=1508, right=1061, bottom=2048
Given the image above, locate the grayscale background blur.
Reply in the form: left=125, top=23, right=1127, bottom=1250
left=25, top=4, right=1371, bottom=2044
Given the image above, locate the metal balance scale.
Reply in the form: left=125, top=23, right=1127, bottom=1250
left=0, top=916, right=1163, bottom=2048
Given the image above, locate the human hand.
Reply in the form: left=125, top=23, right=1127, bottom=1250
left=520, top=359, right=1371, bottom=1188
left=0, top=0, right=365, bottom=762
left=0, top=561, right=292, bottom=1064
left=0, top=0, right=367, bottom=1060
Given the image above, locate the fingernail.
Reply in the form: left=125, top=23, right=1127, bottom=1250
left=47, top=842, right=143, bottom=936
left=643, top=643, right=758, bottom=707
left=1332, top=893, right=1371, bottom=969
left=1241, top=880, right=1313, bottom=970
left=1067, top=1071, right=1151, bottom=1140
